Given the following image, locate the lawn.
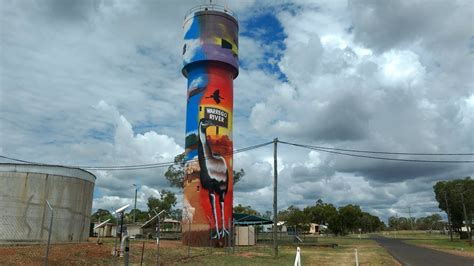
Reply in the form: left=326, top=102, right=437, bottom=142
left=405, top=239, right=474, bottom=258
left=377, top=230, right=450, bottom=239
left=0, top=236, right=398, bottom=265
left=0, top=237, right=398, bottom=265
left=184, top=238, right=397, bottom=265
left=375, top=230, right=474, bottom=258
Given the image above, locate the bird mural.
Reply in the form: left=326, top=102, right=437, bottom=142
left=206, top=89, right=224, bottom=104
left=197, top=118, right=229, bottom=239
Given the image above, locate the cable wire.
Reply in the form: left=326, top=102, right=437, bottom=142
left=278, top=141, right=474, bottom=156
left=0, top=141, right=274, bottom=171
left=2, top=139, right=472, bottom=168
left=278, top=141, right=474, bottom=164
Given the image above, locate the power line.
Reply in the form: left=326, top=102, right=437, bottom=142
left=0, top=141, right=274, bottom=171
left=278, top=141, right=474, bottom=164
left=278, top=141, right=474, bottom=156
left=2, top=139, right=473, bottom=168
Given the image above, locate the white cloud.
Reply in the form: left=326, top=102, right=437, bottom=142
left=377, top=49, right=425, bottom=89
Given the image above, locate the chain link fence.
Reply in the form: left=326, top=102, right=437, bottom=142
left=1, top=217, right=301, bottom=264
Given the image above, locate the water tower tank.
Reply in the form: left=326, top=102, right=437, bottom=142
left=181, top=3, right=238, bottom=246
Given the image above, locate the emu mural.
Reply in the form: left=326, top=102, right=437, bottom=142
left=198, top=119, right=229, bottom=239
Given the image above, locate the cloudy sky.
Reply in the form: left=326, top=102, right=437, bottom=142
left=1, top=0, right=473, bottom=222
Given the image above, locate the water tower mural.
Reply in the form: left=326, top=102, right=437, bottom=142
left=181, top=5, right=238, bottom=246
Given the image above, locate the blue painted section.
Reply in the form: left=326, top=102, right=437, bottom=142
left=185, top=94, right=201, bottom=134
left=185, top=66, right=208, bottom=134
left=184, top=16, right=200, bottom=39
left=183, top=16, right=205, bottom=66
left=185, top=65, right=209, bottom=162
left=186, top=149, right=198, bottom=161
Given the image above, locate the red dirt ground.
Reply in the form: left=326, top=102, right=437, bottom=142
left=0, top=238, right=186, bottom=265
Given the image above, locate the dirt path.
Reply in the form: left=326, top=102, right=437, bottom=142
left=371, top=236, right=474, bottom=266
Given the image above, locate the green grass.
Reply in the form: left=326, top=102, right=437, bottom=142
left=377, top=230, right=450, bottom=239
left=181, top=237, right=397, bottom=265
left=405, top=239, right=474, bottom=256
left=374, top=230, right=474, bottom=258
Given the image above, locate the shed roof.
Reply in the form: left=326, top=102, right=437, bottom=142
left=233, top=213, right=273, bottom=226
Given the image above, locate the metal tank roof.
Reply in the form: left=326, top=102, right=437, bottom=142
left=184, top=4, right=237, bottom=23
left=0, top=163, right=96, bottom=183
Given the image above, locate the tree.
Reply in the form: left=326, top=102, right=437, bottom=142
left=275, top=200, right=385, bottom=236
left=309, top=203, right=384, bottom=236
left=388, top=216, right=399, bottom=230
left=262, top=210, right=273, bottom=219
left=434, top=177, right=474, bottom=237
left=91, top=209, right=115, bottom=223
left=164, top=153, right=186, bottom=188
left=147, top=190, right=177, bottom=215
left=359, top=212, right=384, bottom=233
left=165, top=153, right=245, bottom=189
left=304, top=199, right=337, bottom=226
left=327, top=212, right=344, bottom=236
left=416, top=214, right=443, bottom=231
left=127, top=209, right=148, bottom=223
left=233, top=204, right=259, bottom=215
left=233, top=168, right=245, bottom=185
left=169, top=209, right=183, bottom=221
left=279, top=205, right=310, bottom=233
left=339, top=204, right=363, bottom=233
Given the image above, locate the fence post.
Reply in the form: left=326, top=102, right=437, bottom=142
left=294, top=247, right=301, bottom=266
left=354, top=248, right=359, bottom=266
left=235, top=223, right=239, bottom=253
left=140, top=241, right=145, bottom=266
left=123, top=236, right=130, bottom=266
left=43, top=200, right=54, bottom=266
left=113, top=214, right=119, bottom=257
left=156, top=218, right=161, bottom=266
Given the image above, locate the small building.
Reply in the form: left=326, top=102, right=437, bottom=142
left=235, top=226, right=256, bottom=246
left=92, top=222, right=114, bottom=237
left=141, top=217, right=181, bottom=239
left=309, top=223, right=320, bottom=234
left=233, top=213, right=272, bottom=246
left=262, top=221, right=287, bottom=233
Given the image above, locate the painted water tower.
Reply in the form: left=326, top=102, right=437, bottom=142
left=181, top=3, right=238, bottom=246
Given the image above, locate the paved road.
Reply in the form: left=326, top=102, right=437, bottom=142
left=371, top=236, right=474, bottom=266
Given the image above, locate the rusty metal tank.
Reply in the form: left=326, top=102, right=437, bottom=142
left=0, top=163, right=95, bottom=244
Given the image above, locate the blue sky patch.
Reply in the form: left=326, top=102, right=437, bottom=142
left=240, top=10, right=287, bottom=81
left=86, top=126, right=114, bottom=142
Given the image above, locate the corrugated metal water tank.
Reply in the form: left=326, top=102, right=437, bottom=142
left=0, top=163, right=95, bottom=244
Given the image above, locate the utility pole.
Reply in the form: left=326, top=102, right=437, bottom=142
left=133, top=184, right=137, bottom=224
left=408, top=206, right=413, bottom=230
left=444, top=191, right=453, bottom=241
left=273, top=138, right=278, bottom=257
